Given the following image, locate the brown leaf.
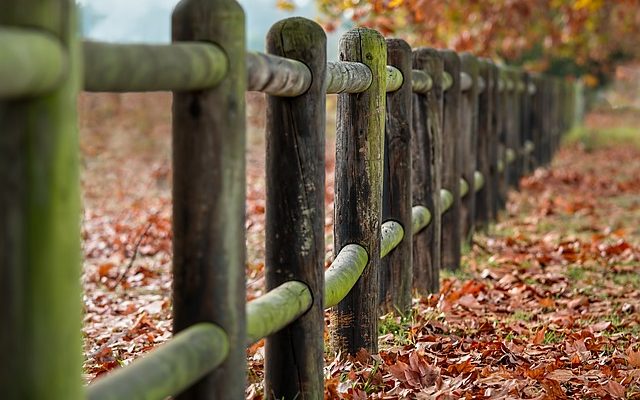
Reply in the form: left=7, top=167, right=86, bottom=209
left=604, top=380, right=626, bottom=398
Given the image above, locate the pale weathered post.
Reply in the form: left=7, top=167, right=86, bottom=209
left=439, top=50, right=461, bottom=271
left=459, top=53, right=479, bottom=241
left=172, top=0, right=247, bottom=398
left=332, top=28, right=386, bottom=354
left=411, top=48, right=443, bottom=292
left=380, top=39, right=413, bottom=313
left=0, top=1, right=83, bottom=399
left=265, top=17, right=327, bottom=399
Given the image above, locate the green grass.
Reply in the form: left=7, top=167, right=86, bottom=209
left=563, top=125, right=640, bottom=150
left=543, top=330, right=565, bottom=344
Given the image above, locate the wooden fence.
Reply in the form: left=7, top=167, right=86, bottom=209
left=0, top=0, right=578, bottom=399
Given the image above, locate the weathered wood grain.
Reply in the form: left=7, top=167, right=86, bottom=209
left=0, top=1, right=83, bottom=399
left=380, top=38, right=413, bottom=313
left=459, top=53, right=479, bottom=243
left=84, top=41, right=228, bottom=92
left=412, top=48, right=442, bottom=292
left=171, top=0, right=247, bottom=398
left=439, top=50, right=461, bottom=271
left=264, top=17, right=327, bottom=399
left=246, top=51, right=311, bottom=96
left=332, top=27, right=386, bottom=355
left=475, top=60, right=492, bottom=229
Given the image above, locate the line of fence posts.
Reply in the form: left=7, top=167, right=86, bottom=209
left=0, top=0, right=580, bottom=398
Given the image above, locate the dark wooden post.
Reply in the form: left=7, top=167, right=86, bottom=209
left=411, top=48, right=443, bottom=292
left=475, top=60, right=492, bottom=229
left=459, top=54, right=479, bottom=242
left=332, top=28, right=386, bottom=355
left=539, top=77, right=550, bottom=165
left=486, top=61, right=500, bottom=221
left=172, top=1, right=247, bottom=398
left=496, top=68, right=508, bottom=210
left=529, top=75, right=542, bottom=170
left=380, top=39, right=413, bottom=313
left=264, top=18, right=327, bottom=399
left=520, top=72, right=533, bottom=175
left=439, top=50, right=461, bottom=270
left=505, top=69, right=521, bottom=189
left=0, top=1, right=83, bottom=399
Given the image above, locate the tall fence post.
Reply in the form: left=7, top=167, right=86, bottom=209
left=520, top=72, right=533, bottom=174
left=530, top=74, right=543, bottom=170
left=488, top=62, right=501, bottom=221
left=0, top=1, right=83, bottom=399
left=459, top=54, right=479, bottom=242
left=264, top=17, right=327, bottom=399
left=380, top=39, right=413, bottom=313
left=171, top=0, right=247, bottom=398
left=411, top=48, right=443, bottom=293
left=505, top=68, right=521, bottom=189
left=475, top=59, right=493, bottom=229
left=332, top=28, right=386, bottom=354
left=496, top=68, right=509, bottom=209
left=439, top=50, right=461, bottom=270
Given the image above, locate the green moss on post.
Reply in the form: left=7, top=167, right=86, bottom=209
left=332, top=27, right=386, bottom=355
left=0, top=1, right=83, bottom=399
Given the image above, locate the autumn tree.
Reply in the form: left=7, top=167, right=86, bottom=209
left=303, top=0, right=640, bottom=84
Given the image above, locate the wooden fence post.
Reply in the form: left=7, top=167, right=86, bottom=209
left=439, top=50, right=461, bottom=270
left=505, top=68, right=521, bottom=189
left=496, top=68, right=508, bottom=210
left=171, top=1, right=247, bottom=398
left=520, top=72, right=533, bottom=174
left=530, top=74, right=542, bottom=170
left=264, top=17, right=326, bottom=399
left=411, top=48, right=443, bottom=291
left=459, top=54, right=479, bottom=241
left=332, top=28, right=386, bottom=355
left=487, top=61, right=500, bottom=221
left=0, top=1, right=83, bottom=399
left=380, top=39, right=413, bottom=313
left=475, top=59, right=493, bottom=229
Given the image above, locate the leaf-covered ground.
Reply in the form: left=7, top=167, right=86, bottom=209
left=80, top=94, right=640, bottom=399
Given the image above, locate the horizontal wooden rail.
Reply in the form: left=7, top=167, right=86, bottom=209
left=324, top=244, right=369, bottom=308
left=411, top=70, right=433, bottom=93
left=0, top=27, right=66, bottom=99
left=460, top=71, right=472, bottom=91
left=246, top=51, right=311, bottom=96
left=442, top=71, right=453, bottom=91
left=441, top=189, right=454, bottom=213
left=474, top=170, right=484, bottom=192
left=505, top=147, right=517, bottom=164
left=386, top=65, right=403, bottom=92
left=87, top=323, right=229, bottom=400
left=381, top=221, right=404, bottom=258
left=326, top=61, right=371, bottom=93
left=460, top=177, right=470, bottom=197
left=411, top=205, right=432, bottom=235
left=83, top=41, right=228, bottom=92
left=246, top=281, right=312, bottom=343
left=477, top=75, right=486, bottom=93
